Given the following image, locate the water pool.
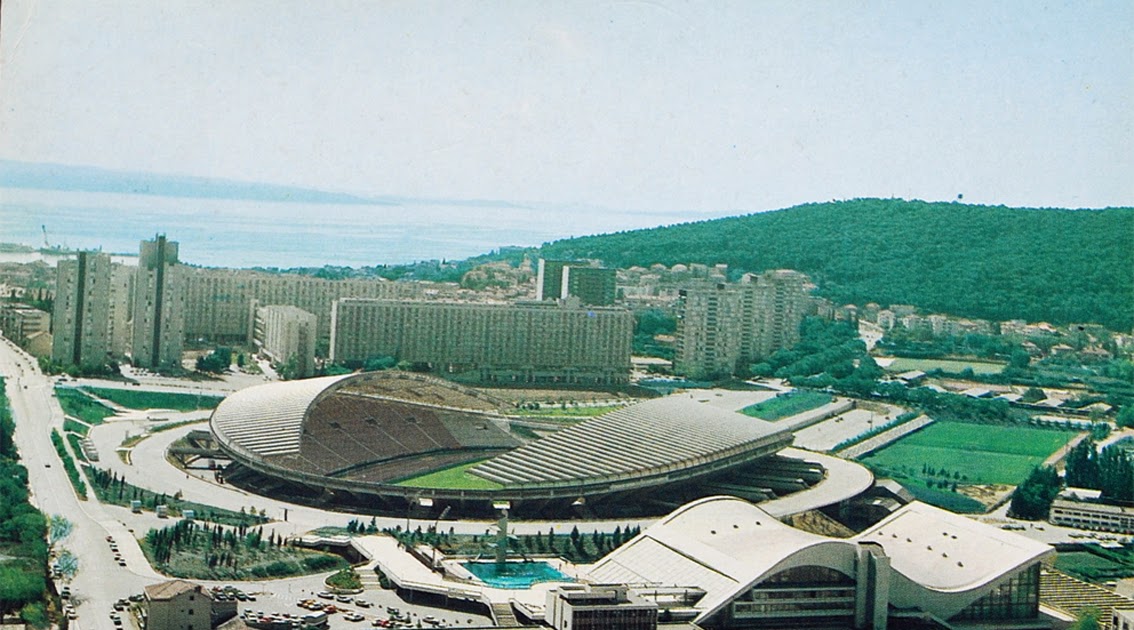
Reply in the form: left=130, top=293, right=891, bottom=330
left=461, top=561, right=573, bottom=589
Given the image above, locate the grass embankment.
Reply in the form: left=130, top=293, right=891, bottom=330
left=393, top=460, right=503, bottom=490
left=85, top=466, right=270, bottom=527
left=741, top=391, right=833, bottom=421
left=49, top=429, right=87, bottom=499
left=82, top=387, right=222, bottom=411
left=884, top=357, right=1005, bottom=375
left=861, top=420, right=1076, bottom=513
left=143, top=519, right=346, bottom=580
left=55, top=387, right=115, bottom=424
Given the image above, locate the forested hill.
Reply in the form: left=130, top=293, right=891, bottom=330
left=536, top=199, right=1134, bottom=331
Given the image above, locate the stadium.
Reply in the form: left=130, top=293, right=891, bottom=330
left=209, top=371, right=841, bottom=518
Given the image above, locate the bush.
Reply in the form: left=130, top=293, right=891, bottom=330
left=303, top=555, right=341, bottom=572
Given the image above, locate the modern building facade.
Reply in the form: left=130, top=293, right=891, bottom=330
left=675, top=270, right=812, bottom=379
left=1049, top=498, right=1134, bottom=535
left=251, top=304, right=317, bottom=378
left=330, top=298, right=633, bottom=384
left=545, top=585, right=658, bottom=630
left=588, top=496, right=1056, bottom=629
left=51, top=251, right=114, bottom=370
left=537, top=259, right=617, bottom=306
left=132, top=235, right=185, bottom=369
left=563, top=265, right=618, bottom=307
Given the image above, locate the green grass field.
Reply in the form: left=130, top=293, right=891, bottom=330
left=861, top=421, right=1074, bottom=485
left=393, top=460, right=503, bottom=490
left=741, top=391, right=833, bottom=421
left=884, top=357, right=1005, bottom=375
left=82, top=387, right=222, bottom=411
left=55, top=387, right=115, bottom=424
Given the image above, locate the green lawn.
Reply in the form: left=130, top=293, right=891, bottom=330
left=82, top=387, right=222, bottom=411
left=885, top=357, right=1005, bottom=375
left=55, top=387, right=115, bottom=424
left=393, top=460, right=503, bottom=490
left=861, top=421, right=1075, bottom=486
left=741, top=391, right=833, bottom=421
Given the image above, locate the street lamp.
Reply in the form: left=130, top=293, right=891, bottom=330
left=430, top=505, right=452, bottom=570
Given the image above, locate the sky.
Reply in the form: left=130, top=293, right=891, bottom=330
left=1, top=1, right=1131, bottom=217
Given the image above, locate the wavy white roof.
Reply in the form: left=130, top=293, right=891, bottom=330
left=852, top=500, right=1054, bottom=592
left=587, top=495, right=1055, bottom=624
left=586, top=496, right=846, bottom=621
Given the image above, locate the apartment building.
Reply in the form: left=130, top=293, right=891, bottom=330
left=182, top=268, right=411, bottom=353
left=330, top=298, right=633, bottom=384
left=675, top=270, right=812, bottom=379
left=536, top=259, right=617, bottom=306
left=251, top=304, right=317, bottom=378
left=51, top=251, right=114, bottom=370
left=132, top=235, right=185, bottom=369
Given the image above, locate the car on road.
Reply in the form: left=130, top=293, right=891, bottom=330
left=336, top=594, right=353, bottom=603
left=354, top=599, right=371, bottom=608
left=317, top=591, right=334, bottom=600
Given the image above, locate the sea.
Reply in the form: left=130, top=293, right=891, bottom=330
left=0, top=187, right=715, bottom=269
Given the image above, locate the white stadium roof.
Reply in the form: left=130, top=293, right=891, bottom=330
left=469, top=396, right=793, bottom=486
left=210, top=374, right=350, bottom=457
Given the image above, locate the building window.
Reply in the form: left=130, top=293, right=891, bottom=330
left=950, top=564, right=1040, bottom=622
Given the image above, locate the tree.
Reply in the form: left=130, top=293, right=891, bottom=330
left=1070, top=607, right=1101, bottom=630
left=0, top=566, right=44, bottom=616
left=1065, top=439, right=1100, bottom=490
left=196, top=347, right=232, bottom=373
left=1008, top=466, right=1060, bottom=520
left=1117, top=405, right=1134, bottom=429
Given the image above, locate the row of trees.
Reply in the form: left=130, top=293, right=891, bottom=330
left=145, top=520, right=283, bottom=566
left=0, top=380, right=48, bottom=625
left=1064, top=438, right=1134, bottom=503
left=750, top=317, right=882, bottom=395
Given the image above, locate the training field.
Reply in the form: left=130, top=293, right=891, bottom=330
left=83, top=386, right=223, bottom=411
left=861, top=421, right=1074, bottom=485
left=884, top=357, right=1005, bottom=375
left=741, top=390, right=833, bottom=421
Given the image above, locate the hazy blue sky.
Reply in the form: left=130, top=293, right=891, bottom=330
left=2, top=1, right=1131, bottom=216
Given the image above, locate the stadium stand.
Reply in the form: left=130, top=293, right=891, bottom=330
left=469, top=396, right=793, bottom=486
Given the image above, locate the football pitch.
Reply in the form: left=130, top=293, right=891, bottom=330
left=861, top=421, right=1075, bottom=486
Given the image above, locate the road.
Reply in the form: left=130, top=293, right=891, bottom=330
left=0, top=336, right=161, bottom=630
left=0, top=337, right=641, bottom=630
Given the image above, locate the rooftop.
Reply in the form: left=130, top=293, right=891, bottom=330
left=470, top=396, right=793, bottom=486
